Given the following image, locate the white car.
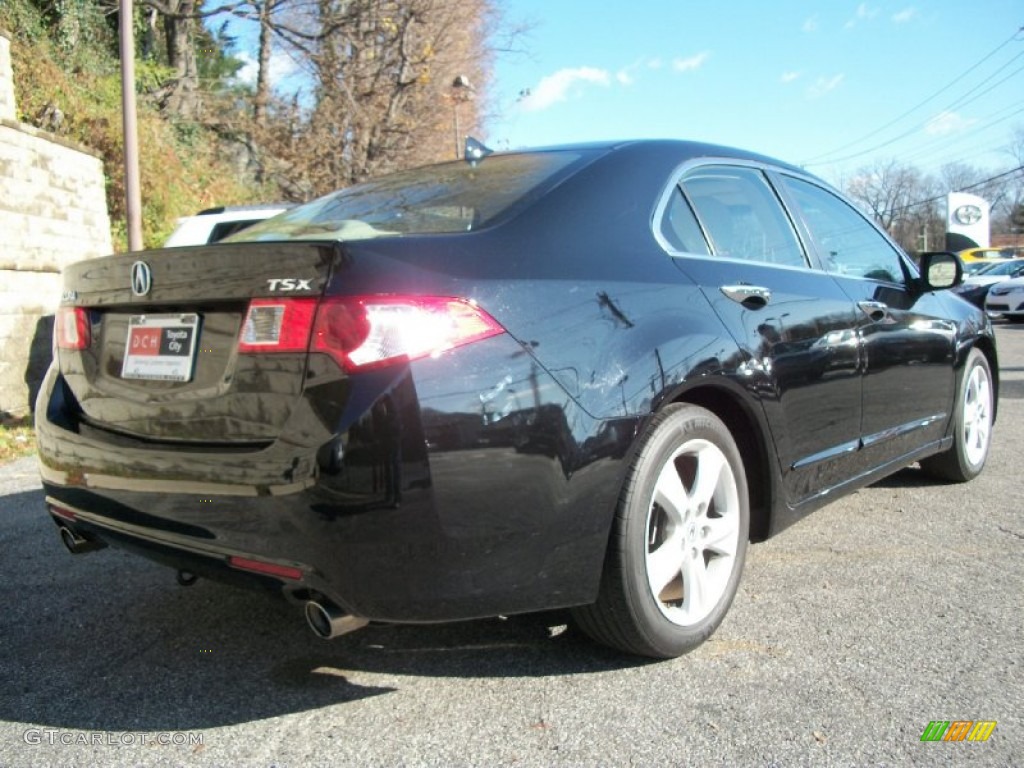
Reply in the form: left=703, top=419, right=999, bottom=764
left=164, top=204, right=291, bottom=247
left=962, top=259, right=1024, bottom=286
left=985, top=276, right=1024, bottom=321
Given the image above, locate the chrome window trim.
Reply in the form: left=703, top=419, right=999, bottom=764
left=651, top=157, right=812, bottom=273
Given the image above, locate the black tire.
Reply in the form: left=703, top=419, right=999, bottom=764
left=920, top=348, right=994, bottom=482
left=572, top=404, right=749, bottom=659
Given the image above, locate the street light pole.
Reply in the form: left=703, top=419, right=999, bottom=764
left=450, top=75, right=473, bottom=160
left=452, top=100, right=460, bottom=160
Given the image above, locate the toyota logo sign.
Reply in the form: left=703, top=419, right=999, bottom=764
left=953, top=205, right=983, bottom=226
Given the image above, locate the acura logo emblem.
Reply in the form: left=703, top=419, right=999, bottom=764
left=130, top=261, right=152, bottom=297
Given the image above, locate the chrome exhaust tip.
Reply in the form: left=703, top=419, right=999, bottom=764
left=304, top=600, right=369, bottom=640
left=58, top=526, right=106, bottom=554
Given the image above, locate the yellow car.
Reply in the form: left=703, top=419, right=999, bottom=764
left=958, top=247, right=1024, bottom=263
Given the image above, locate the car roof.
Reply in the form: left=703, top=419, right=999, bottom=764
left=499, top=138, right=806, bottom=175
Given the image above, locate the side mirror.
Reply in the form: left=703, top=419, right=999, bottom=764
left=917, top=251, right=963, bottom=291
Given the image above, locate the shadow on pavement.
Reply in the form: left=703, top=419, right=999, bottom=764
left=868, top=465, right=950, bottom=489
left=998, top=378, right=1024, bottom=399
left=0, top=488, right=645, bottom=734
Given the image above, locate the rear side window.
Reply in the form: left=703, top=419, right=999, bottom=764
left=681, top=166, right=807, bottom=268
left=659, top=188, right=711, bottom=255
left=227, top=151, right=593, bottom=242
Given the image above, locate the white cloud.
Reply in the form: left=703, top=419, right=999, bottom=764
left=517, top=67, right=611, bottom=112
left=845, top=2, right=879, bottom=28
left=647, top=58, right=663, bottom=70
left=233, top=49, right=301, bottom=88
left=802, top=15, right=819, bottom=33
left=781, top=71, right=801, bottom=84
left=891, top=7, right=916, bottom=23
left=926, top=110, right=977, bottom=136
left=856, top=3, right=877, bottom=18
left=234, top=52, right=258, bottom=86
left=806, top=74, right=845, bottom=99
left=615, top=59, right=649, bottom=86
left=672, top=52, right=711, bottom=72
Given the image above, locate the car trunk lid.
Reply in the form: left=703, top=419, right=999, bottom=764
left=56, top=242, right=339, bottom=444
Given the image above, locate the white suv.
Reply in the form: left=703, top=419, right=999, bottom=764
left=164, top=204, right=291, bottom=247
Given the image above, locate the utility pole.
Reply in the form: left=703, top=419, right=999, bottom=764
left=120, top=0, right=143, bottom=251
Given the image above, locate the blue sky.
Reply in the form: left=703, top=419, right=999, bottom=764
left=485, top=1, right=1024, bottom=184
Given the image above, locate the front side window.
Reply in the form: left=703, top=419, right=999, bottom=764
left=680, top=166, right=807, bottom=268
left=780, top=176, right=907, bottom=285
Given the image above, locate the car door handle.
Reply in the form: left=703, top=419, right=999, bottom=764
left=720, top=285, right=771, bottom=308
left=858, top=300, right=888, bottom=322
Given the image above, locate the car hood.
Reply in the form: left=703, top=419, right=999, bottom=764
left=987, top=277, right=1024, bottom=295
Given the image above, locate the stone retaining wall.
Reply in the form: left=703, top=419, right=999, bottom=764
left=0, top=29, right=112, bottom=417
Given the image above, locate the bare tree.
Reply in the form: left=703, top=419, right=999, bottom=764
left=120, top=0, right=252, bottom=118
left=845, top=160, right=929, bottom=230
left=99, top=0, right=507, bottom=199
left=257, top=0, right=495, bottom=197
left=844, top=159, right=944, bottom=254
left=999, top=125, right=1024, bottom=235
left=253, top=0, right=278, bottom=125
left=938, top=161, right=984, bottom=193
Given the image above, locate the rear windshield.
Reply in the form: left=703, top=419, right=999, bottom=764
left=226, top=150, right=592, bottom=243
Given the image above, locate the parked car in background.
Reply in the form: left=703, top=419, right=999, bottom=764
left=163, top=204, right=291, bottom=247
left=963, top=260, right=999, bottom=276
left=985, top=276, right=1024, bottom=321
left=958, top=246, right=1024, bottom=263
left=37, top=140, right=998, bottom=659
left=952, top=259, right=1024, bottom=308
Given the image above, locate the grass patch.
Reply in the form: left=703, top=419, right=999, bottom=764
left=0, top=415, right=37, bottom=464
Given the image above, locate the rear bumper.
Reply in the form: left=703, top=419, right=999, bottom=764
left=35, top=336, right=634, bottom=623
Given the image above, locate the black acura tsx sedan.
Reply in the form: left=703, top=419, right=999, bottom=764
left=36, top=139, right=997, bottom=658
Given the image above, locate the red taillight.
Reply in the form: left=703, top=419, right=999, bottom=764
left=237, top=295, right=505, bottom=371
left=313, top=296, right=505, bottom=371
left=237, top=298, right=318, bottom=353
left=55, top=307, right=90, bottom=350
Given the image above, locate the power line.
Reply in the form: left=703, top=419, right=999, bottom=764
left=896, top=101, right=1024, bottom=166
left=886, top=165, right=1024, bottom=217
left=944, top=55, right=1024, bottom=114
left=807, top=52, right=1024, bottom=167
left=957, top=164, right=1022, bottom=191
left=803, top=26, right=1024, bottom=165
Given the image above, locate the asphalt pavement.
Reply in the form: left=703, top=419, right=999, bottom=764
left=1, top=325, right=1022, bottom=767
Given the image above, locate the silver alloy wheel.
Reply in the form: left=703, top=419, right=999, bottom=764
left=571, top=403, right=750, bottom=658
left=962, top=360, right=992, bottom=467
left=644, top=438, right=741, bottom=627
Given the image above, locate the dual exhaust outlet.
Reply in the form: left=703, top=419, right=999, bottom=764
left=304, top=599, right=369, bottom=640
left=58, top=525, right=106, bottom=555
left=56, top=526, right=365, bottom=640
